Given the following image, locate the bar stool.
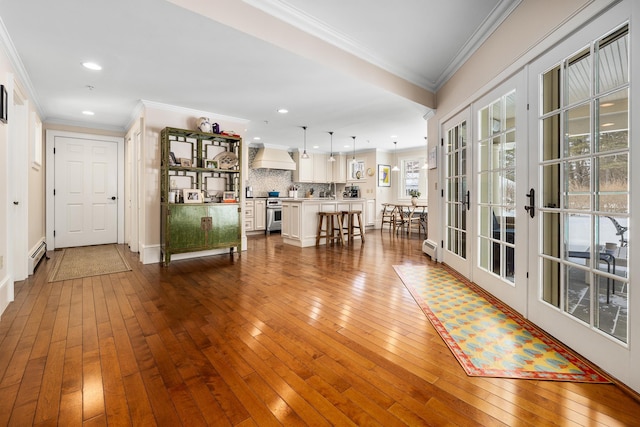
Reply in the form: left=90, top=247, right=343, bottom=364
left=316, top=212, right=344, bottom=246
left=340, top=210, right=365, bottom=243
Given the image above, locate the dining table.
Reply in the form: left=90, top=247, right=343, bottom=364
left=391, top=202, right=428, bottom=237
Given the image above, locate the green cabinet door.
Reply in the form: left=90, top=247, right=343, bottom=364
left=208, top=204, right=241, bottom=247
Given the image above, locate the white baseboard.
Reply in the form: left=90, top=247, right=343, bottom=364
left=0, top=274, right=14, bottom=317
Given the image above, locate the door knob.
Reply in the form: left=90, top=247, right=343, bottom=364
left=13, top=201, right=19, bottom=205
left=111, top=196, right=116, bottom=200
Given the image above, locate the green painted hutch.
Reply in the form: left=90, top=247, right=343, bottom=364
left=160, top=127, right=241, bottom=265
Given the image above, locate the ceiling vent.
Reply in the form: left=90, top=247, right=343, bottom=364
left=251, top=145, right=296, bottom=170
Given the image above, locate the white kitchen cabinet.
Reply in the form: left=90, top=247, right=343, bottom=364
left=366, top=199, right=376, bottom=226
left=244, top=200, right=254, bottom=231
left=292, top=152, right=314, bottom=182
left=293, top=152, right=332, bottom=183
left=254, top=199, right=266, bottom=230
left=329, top=154, right=347, bottom=183
left=281, top=203, right=290, bottom=237
left=313, top=153, right=328, bottom=183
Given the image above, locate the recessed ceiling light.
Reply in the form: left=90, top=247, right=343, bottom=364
left=601, top=122, right=615, bottom=127
left=312, top=145, right=319, bottom=149
left=82, top=62, right=102, bottom=71
left=601, top=102, right=615, bottom=107
left=390, top=135, right=398, bottom=138
left=277, top=108, right=288, bottom=114
left=253, top=136, right=261, bottom=140
left=344, top=144, right=351, bottom=148
left=82, top=111, right=95, bottom=116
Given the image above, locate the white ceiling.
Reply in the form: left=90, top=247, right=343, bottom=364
left=0, top=0, right=519, bottom=153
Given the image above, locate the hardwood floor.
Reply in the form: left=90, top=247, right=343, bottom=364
left=1, top=232, right=639, bottom=426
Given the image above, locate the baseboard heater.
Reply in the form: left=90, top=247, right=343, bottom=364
left=422, top=239, right=438, bottom=260
left=29, top=241, right=47, bottom=275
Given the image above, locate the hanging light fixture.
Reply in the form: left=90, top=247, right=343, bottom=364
left=301, top=126, right=309, bottom=159
left=328, top=131, right=336, bottom=162
left=392, top=141, right=400, bottom=171
left=351, top=136, right=357, bottom=164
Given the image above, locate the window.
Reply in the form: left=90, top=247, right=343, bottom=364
left=399, top=157, right=427, bottom=199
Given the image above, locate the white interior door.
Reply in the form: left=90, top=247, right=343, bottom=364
left=54, top=135, right=118, bottom=248
left=441, top=109, right=472, bottom=278
left=527, top=6, right=633, bottom=386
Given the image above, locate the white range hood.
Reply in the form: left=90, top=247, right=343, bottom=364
left=251, top=145, right=296, bottom=170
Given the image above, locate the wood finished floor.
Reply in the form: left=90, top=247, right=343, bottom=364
left=1, top=232, right=639, bottom=426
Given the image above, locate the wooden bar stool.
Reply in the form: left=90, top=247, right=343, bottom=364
left=316, top=212, right=344, bottom=246
left=340, top=210, right=365, bottom=243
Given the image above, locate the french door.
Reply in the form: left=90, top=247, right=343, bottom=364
left=527, top=5, right=632, bottom=383
left=471, top=73, right=528, bottom=315
left=442, top=110, right=471, bottom=278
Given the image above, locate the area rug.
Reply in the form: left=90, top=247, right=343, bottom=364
left=48, top=244, right=131, bottom=282
left=393, top=264, right=611, bottom=382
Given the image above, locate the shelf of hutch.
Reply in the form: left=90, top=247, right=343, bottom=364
left=160, top=127, right=242, bottom=265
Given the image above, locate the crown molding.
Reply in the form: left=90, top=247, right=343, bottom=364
left=0, top=16, right=44, bottom=118
left=243, top=0, right=521, bottom=92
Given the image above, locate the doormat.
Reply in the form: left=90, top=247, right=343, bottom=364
left=48, top=244, right=131, bottom=282
left=393, top=264, right=611, bottom=382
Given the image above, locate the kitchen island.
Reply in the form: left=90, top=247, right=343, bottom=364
left=281, top=198, right=366, bottom=247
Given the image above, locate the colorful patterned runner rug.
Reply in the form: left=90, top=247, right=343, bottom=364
left=394, top=264, right=611, bottom=382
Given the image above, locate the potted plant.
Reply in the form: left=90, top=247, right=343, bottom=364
left=409, top=189, right=421, bottom=205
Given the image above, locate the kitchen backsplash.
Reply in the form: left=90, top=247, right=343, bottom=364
left=247, top=147, right=330, bottom=197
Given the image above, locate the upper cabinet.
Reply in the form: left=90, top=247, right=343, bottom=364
left=293, top=152, right=346, bottom=183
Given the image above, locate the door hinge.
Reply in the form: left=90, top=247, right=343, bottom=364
left=527, top=103, right=530, bottom=110
left=53, top=189, right=55, bottom=196
left=441, top=189, right=444, bottom=197
left=526, top=272, right=529, bottom=278
left=53, top=230, right=56, bottom=237
left=440, top=138, right=444, bottom=146
left=53, top=147, right=56, bottom=154
left=441, top=240, right=444, bottom=248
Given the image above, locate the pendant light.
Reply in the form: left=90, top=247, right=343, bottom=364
left=351, top=136, right=357, bottom=164
left=301, top=126, right=309, bottom=159
left=328, top=131, right=336, bottom=162
left=392, top=141, right=400, bottom=171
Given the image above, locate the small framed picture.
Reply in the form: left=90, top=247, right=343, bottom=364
left=378, top=164, right=391, bottom=187
left=169, top=151, right=178, bottom=166
left=180, top=158, right=192, bottom=167
left=0, top=85, right=7, bottom=123
left=183, top=189, right=202, bottom=203
left=222, top=191, right=236, bottom=203
left=205, top=159, right=218, bottom=169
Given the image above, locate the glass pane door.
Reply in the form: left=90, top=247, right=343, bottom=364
left=443, top=111, right=471, bottom=277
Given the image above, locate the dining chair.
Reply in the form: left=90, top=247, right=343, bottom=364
left=380, top=203, right=395, bottom=232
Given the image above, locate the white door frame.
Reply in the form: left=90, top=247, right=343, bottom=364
left=9, top=79, right=29, bottom=281
left=46, top=129, right=125, bottom=250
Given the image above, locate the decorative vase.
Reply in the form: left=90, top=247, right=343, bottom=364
left=411, top=196, right=418, bottom=206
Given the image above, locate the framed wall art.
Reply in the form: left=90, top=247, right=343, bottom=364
left=378, top=164, right=391, bottom=187
left=0, top=85, right=7, bottom=123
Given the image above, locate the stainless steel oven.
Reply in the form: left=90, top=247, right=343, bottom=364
left=265, top=198, right=282, bottom=233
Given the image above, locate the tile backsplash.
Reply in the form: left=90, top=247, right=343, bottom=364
left=247, top=148, right=330, bottom=197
